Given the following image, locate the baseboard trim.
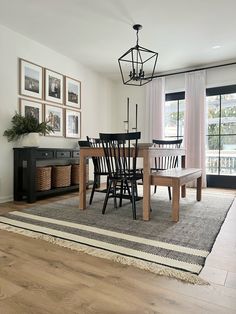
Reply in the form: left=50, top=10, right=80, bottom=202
left=0, top=195, right=13, bottom=203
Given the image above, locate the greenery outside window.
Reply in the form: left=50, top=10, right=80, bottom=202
left=164, top=92, right=185, bottom=139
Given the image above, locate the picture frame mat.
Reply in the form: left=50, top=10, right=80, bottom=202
left=65, top=109, right=81, bottom=139
left=20, top=59, right=43, bottom=100
left=20, top=98, right=43, bottom=123
left=44, top=104, right=64, bottom=137
left=65, top=76, right=81, bottom=108
left=45, top=68, right=64, bottom=104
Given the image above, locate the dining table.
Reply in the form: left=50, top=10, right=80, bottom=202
left=79, top=146, right=186, bottom=221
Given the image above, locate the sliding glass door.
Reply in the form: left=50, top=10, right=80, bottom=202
left=206, top=86, right=236, bottom=188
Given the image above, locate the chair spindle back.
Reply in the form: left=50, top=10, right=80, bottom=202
left=99, top=132, right=141, bottom=179
left=152, top=139, right=183, bottom=170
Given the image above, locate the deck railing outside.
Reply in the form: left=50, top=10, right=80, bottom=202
left=206, top=151, right=236, bottom=175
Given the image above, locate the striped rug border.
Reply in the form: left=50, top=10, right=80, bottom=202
left=9, top=211, right=209, bottom=257
left=0, top=221, right=209, bottom=285
left=0, top=215, right=203, bottom=273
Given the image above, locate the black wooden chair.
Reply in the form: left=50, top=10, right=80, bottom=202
left=85, top=137, right=109, bottom=205
left=152, top=139, right=183, bottom=199
left=99, top=132, right=142, bottom=220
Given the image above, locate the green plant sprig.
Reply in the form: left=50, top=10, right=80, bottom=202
left=3, top=112, right=54, bottom=142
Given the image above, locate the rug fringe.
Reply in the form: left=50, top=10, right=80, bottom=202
left=0, top=222, right=209, bottom=286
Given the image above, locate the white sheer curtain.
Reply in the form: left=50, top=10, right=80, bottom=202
left=185, top=70, right=206, bottom=187
left=145, top=77, right=165, bottom=141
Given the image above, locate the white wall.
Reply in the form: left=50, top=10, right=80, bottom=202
left=0, top=25, right=115, bottom=202
left=111, top=83, right=147, bottom=137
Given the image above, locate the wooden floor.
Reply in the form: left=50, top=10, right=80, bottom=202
left=0, top=189, right=235, bottom=314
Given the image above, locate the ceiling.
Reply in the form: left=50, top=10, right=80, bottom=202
left=1, top=0, right=236, bottom=81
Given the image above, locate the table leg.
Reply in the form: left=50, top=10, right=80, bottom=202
left=79, top=153, right=87, bottom=210
left=142, top=150, right=150, bottom=221
left=172, top=180, right=180, bottom=222
left=197, top=176, right=202, bottom=201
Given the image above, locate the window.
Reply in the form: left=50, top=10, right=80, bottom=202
left=164, top=92, right=185, bottom=139
left=206, top=86, right=236, bottom=186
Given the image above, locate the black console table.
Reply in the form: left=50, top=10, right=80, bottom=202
left=14, top=147, right=88, bottom=203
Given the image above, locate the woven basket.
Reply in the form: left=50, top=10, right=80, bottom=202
left=36, top=166, right=52, bottom=191
left=71, top=164, right=80, bottom=185
left=52, top=165, right=71, bottom=188
left=71, top=164, right=89, bottom=185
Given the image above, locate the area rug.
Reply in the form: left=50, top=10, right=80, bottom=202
left=0, top=189, right=234, bottom=285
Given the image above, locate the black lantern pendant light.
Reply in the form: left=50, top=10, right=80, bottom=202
left=118, top=24, right=158, bottom=86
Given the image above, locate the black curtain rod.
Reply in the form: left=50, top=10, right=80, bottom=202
left=150, top=61, right=236, bottom=79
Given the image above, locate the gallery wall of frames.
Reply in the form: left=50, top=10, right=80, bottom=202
left=19, top=58, right=81, bottom=139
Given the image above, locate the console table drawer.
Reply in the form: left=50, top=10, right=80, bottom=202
left=56, top=151, right=71, bottom=158
left=35, top=150, right=54, bottom=159
left=72, top=151, right=80, bottom=158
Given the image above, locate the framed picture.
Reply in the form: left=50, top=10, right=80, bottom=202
left=65, top=76, right=81, bottom=108
left=44, top=104, right=64, bottom=137
left=65, top=109, right=81, bottom=138
left=45, top=69, right=64, bottom=104
left=20, top=98, right=43, bottom=123
left=20, top=59, right=43, bottom=99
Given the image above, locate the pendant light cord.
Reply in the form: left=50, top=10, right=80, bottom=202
left=136, top=29, right=139, bottom=46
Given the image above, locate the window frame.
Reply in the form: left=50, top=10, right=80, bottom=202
left=165, top=91, right=185, bottom=139
left=206, top=85, right=236, bottom=188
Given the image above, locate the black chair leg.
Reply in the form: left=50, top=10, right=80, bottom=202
left=154, top=185, right=157, bottom=194
left=102, top=179, right=112, bottom=214
left=131, top=181, right=137, bottom=220
left=106, top=175, right=109, bottom=189
left=89, top=175, right=98, bottom=205
left=134, top=182, right=138, bottom=198
left=168, top=186, right=171, bottom=200
left=124, top=180, right=131, bottom=200
left=119, top=180, right=124, bottom=207
left=113, top=180, right=118, bottom=209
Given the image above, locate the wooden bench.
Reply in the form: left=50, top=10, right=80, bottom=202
left=151, top=168, right=202, bottom=222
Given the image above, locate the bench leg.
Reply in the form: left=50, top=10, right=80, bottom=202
left=197, top=176, right=202, bottom=201
left=181, top=185, right=186, bottom=198
left=172, top=180, right=180, bottom=222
